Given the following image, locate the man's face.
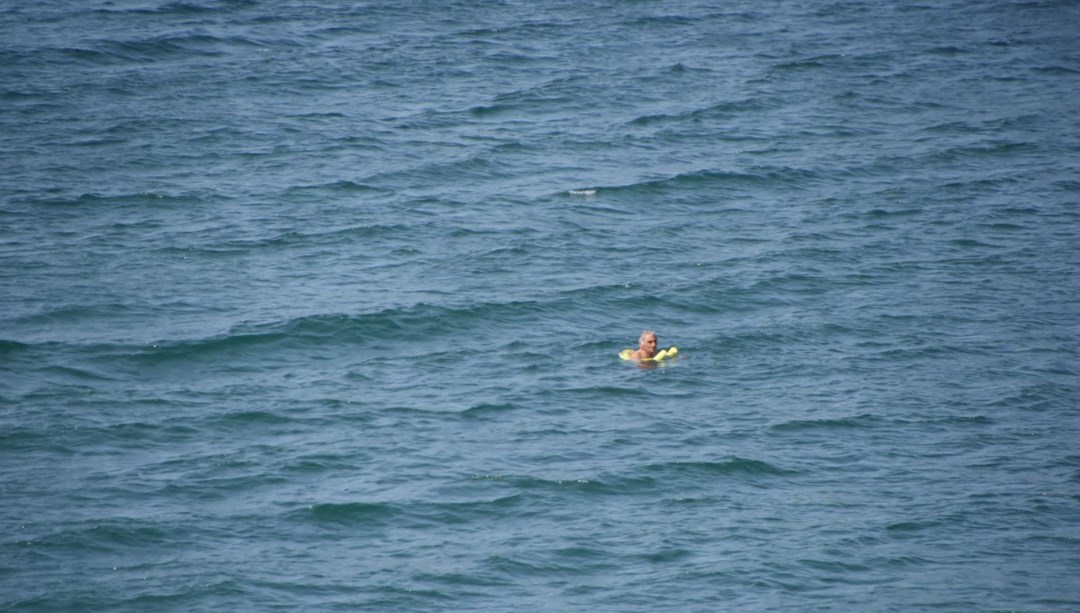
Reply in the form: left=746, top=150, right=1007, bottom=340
left=640, top=334, right=658, bottom=353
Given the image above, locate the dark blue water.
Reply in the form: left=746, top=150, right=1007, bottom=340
left=3, top=1, right=1079, bottom=610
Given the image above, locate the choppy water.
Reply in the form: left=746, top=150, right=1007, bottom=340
left=3, top=0, right=1080, bottom=611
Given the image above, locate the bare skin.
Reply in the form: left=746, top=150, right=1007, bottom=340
left=631, top=331, right=658, bottom=360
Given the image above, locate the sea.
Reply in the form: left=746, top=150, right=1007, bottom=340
left=2, top=0, right=1079, bottom=611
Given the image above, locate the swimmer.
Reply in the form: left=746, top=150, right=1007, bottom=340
left=630, top=330, right=659, bottom=360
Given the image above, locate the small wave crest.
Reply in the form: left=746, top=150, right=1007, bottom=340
left=128, top=296, right=570, bottom=368
left=47, top=33, right=272, bottom=67
left=303, top=501, right=399, bottom=525
left=628, top=98, right=775, bottom=127
left=642, top=458, right=789, bottom=478
left=771, top=414, right=879, bottom=432
left=485, top=458, right=790, bottom=498
left=590, top=166, right=821, bottom=199
left=299, top=494, right=525, bottom=528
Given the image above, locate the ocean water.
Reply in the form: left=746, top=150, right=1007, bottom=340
left=2, top=0, right=1079, bottom=610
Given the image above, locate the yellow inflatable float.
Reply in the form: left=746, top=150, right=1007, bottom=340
left=618, top=346, right=678, bottom=362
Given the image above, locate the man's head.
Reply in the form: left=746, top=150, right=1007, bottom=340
left=639, top=330, right=658, bottom=354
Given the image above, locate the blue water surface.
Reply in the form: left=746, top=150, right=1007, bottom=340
left=2, top=0, right=1079, bottom=611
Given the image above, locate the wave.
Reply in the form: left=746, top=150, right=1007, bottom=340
left=10, top=302, right=151, bottom=327
left=5, top=278, right=644, bottom=379
left=214, top=410, right=293, bottom=425
left=928, top=141, right=1038, bottom=164
left=361, top=148, right=523, bottom=188
left=0, top=428, right=74, bottom=455
left=622, top=14, right=701, bottom=28
left=388, top=75, right=595, bottom=129
left=154, top=221, right=417, bottom=256
left=93, top=1, right=259, bottom=17
left=641, top=457, right=790, bottom=478
left=35, top=364, right=120, bottom=383
left=286, top=179, right=389, bottom=194
left=17, top=517, right=175, bottom=558
left=302, top=501, right=399, bottom=525
left=459, top=402, right=518, bottom=419
left=485, top=474, right=636, bottom=495
left=1033, top=65, right=1080, bottom=76
left=627, top=98, right=774, bottom=127
left=49, top=40, right=207, bottom=67
left=26, top=30, right=289, bottom=68
left=0, top=338, right=31, bottom=354
left=770, top=414, right=880, bottom=432
left=465, top=75, right=598, bottom=117
left=124, top=298, right=566, bottom=365
left=587, top=166, right=821, bottom=197
left=481, top=458, right=790, bottom=497
left=299, top=494, right=525, bottom=527
left=279, top=453, right=366, bottom=474
left=767, top=55, right=843, bottom=72
left=14, top=191, right=209, bottom=210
